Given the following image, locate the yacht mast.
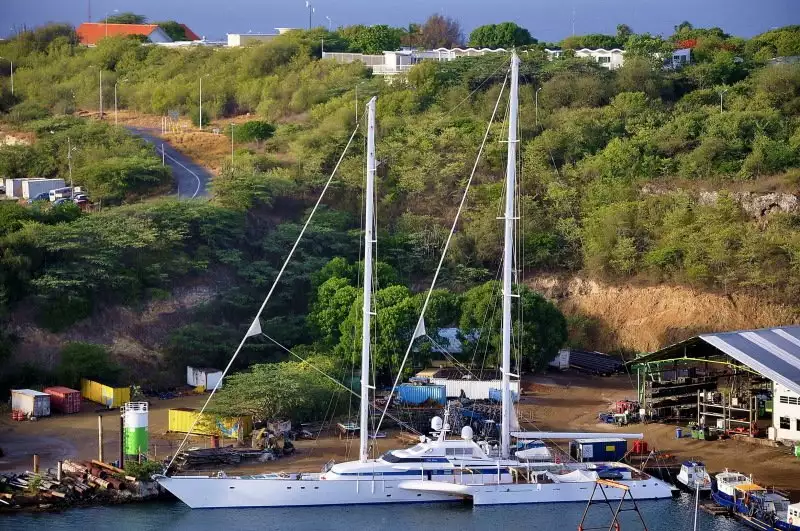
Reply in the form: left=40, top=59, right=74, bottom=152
left=501, top=52, right=519, bottom=460
left=360, top=96, right=377, bottom=463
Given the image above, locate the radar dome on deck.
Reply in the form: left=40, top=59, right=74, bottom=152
left=431, top=416, right=443, bottom=431
left=461, top=426, right=474, bottom=440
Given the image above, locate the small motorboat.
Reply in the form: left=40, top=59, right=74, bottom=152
left=676, top=460, right=711, bottom=497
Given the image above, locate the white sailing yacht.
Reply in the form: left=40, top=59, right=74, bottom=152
left=156, top=53, right=675, bottom=509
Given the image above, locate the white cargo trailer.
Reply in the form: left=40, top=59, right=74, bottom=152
left=186, top=366, right=223, bottom=389
left=22, top=178, right=66, bottom=199
left=11, top=389, right=51, bottom=417
left=5, top=178, right=25, bottom=198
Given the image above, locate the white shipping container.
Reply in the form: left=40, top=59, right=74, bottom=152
left=428, top=378, right=520, bottom=400
left=5, top=178, right=25, bottom=198
left=11, top=389, right=51, bottom=417
left=549, top=349, right=570, bottom=370
left=186, top=366, right=223, bottom=389
left=22, top=179, right=66, bottom=199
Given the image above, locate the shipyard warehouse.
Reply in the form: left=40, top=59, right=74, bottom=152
left=630, top=326, right=800, bottom=446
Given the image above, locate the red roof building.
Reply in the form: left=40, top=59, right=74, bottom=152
left=76, top=23, right=172, bottom=45
left=180, top=24, right=201, bottom=41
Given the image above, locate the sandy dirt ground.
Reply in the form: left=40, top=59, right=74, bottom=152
left=2, top=372, right=797, bottom=498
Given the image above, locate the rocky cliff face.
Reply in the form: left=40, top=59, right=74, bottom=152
left=698, top=190, right=799, bottom=219
left=528, top=275, right=800, bottom=353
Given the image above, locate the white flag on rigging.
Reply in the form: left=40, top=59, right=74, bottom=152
left=246, top=317, right=262, bottom=338
left=413, top=318, right=426, bottom=339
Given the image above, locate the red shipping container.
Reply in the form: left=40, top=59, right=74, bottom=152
left=44, top=386, right=82, bottom=414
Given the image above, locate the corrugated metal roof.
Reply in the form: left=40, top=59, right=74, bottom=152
left=698, top=326, right=800, bottom=395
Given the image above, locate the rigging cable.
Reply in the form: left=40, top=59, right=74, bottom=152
left=163, top=123, right=362, bottom=473
left=375, top=70, right=510, bottom=437
left=261, top=333, right=421, bottom=435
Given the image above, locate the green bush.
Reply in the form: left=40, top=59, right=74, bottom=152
left=230, top=121, right=275, bottom=143
left=56, top=342, right=122, bottom=388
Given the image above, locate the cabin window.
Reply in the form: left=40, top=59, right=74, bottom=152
left=597, top=56, right=611, bottom=64
left=796, top=419, right=800, bottom=431
left=779, top=417, right=790, bottom=429
left=446, top=447, right=473, bottom=457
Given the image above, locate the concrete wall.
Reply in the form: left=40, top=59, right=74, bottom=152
left=773, top=382, right=800, bottom=442
left=227, top=34, right=278, bottom=47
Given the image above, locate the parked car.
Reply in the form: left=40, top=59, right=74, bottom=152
left=72, top=193, right=88, bottom=203
left=27, top=192, right=50, bottom=203
left=52, top=198, right=70, bottom=206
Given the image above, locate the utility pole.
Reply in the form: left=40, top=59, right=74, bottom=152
left=535, top=87, right=542, bottom=128
left=199, top=76, right=203, bottom=130
left=230, top=124, right=235, bottom=167
left=114, top=81, right=118, bottom=125
left=67, top=136, right=74, bottom=190
left=718, top=88, right=729, bottom=113
left=99, top=69, right=103, bottom=119
left=0, top=57, right=13, bottom=95
left=97, top=415, right=104, bottom=462
left=306, top=1, right=315, bottom=30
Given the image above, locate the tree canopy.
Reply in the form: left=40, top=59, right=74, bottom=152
left=468, top=22, right=535, bottom=49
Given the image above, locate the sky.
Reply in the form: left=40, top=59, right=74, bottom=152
left=2, top=0, right=799, bottom=42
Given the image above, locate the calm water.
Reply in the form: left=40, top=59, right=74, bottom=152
left=2, top=495, right=747, bottom=531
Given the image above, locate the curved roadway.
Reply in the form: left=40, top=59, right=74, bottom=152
left=126, top=126, right=211, bottom=199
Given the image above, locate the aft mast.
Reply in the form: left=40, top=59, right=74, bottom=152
left=501, top=52, right=520, bottom=459
left=360, top=97, right=377, bottom=463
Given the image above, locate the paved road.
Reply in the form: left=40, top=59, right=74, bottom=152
left=125, top=126, right=211, bottom=199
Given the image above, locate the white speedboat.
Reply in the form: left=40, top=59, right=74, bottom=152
left=676, top=460, right=711, bottom=496
left=157, top=52, right=676, bottom=509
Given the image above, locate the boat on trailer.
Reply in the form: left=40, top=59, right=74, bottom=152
left=156, top=51, right=676, bottom=509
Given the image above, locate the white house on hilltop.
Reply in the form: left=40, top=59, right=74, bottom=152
left=545, top=47, right=692, bottom=70
left=324, top=47, right=506, bottom=77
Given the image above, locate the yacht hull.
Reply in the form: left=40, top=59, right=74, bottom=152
left=157, top=473, right=675, bottom=509
left=156, top=476, right=459, bottom=508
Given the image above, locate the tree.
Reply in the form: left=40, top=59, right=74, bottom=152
left=155, top=21, right=189, bottom=41
left=459, top=281, right=568, bottom=371
left=308, top=276, right=358, bottom=346
left=616, top=24, right=633, bottom=42
left=468, top=22, right=535, bottom=49
left=340, top=24, right=402, bottom=54
left=336, top=285, right=419, bottom=380
left=211, top=355, right=337, bottom=422
left=407, top=14, right=464, bottom=49
left=102, top=12, right=147, bottom=24
left=57, top=342, right=122, bottom=388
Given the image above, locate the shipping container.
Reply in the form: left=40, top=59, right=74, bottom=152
left=396, top=384, right=446, bottom=406
left=186, top=366, right=223, bottom=390
left=569, top=438, right=627, bottom=462
left=21, top=178, right=65, bottom=199
left=488, top=388, right=520, bottom=403
left=429, top=378, right=521, bottom=400
left=11, top=389, right=51, bottom=417
left=43, top=386, right=81, bottom=414
left=168, top=408, right=253, bottom=439
left=80, top=378, right=130, bottom=408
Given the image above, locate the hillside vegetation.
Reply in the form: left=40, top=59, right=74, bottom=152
left=1, top=21, right=799, bottom=403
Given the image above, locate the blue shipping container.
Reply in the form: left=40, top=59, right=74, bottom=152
left=570, top=439, right=627, bottom=462
left=488, top=387, right=520, bottom=403
left=396, top=384, right=446, bottom=405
